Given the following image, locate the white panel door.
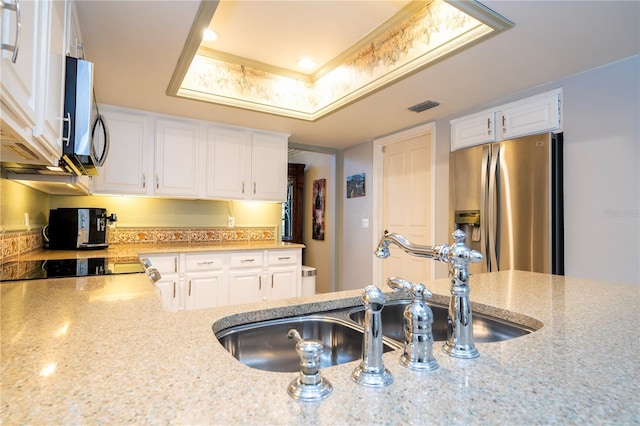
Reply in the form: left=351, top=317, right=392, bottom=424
left=250, top=132, right=287, bottom=201
left=267, top=266, right=298, bottom=300
left=204, top=126, right=249, bottom=199
left=185, top=273, right=225, bottom=310
left=93, top=107, right=151, bottom=195
left=228, top=270, right=264, bottom=305
left=155, top=118, right=200, bottom=197
left=382, top=134, right=432, bottom=284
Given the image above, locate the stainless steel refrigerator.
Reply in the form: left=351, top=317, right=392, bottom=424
left=450, top=133, right=564, bottom=275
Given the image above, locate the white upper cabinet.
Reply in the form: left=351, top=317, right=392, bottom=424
left=154, top=118, right=200, bottom=198
left=1, top=0, right=68, bottom=165
left=94, top=105, right=288, bottom=201
left=498, top=89, right=562, bottom=140
left=250, top=132, right=288, bottom=202
left=92, top=105, right=153, bottom=195
left=204, top=126, right=250, bottom=199
left=33, top=0, right=66, bottom=156
left=450, top=109, right=496, bottom=151
left=451, top=88, right=563, bottom=151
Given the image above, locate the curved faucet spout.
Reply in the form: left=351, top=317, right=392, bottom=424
left=374, top=231, right=445, bottom=260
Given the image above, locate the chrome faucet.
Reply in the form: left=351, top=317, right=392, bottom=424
left=376, top=229, right=483, bottom=359
left=351, top=285, right=393, bottom=387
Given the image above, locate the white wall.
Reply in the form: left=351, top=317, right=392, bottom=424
left=341, top=141, right=375, bottom=291
left=438, top=55, right=639, bottom=285
left=288, top=151, right=335, bottom=293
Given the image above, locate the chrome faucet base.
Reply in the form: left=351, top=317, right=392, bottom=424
left=351, top=366, right=394, bottom=388
left=400, top=355, right=439, bottom=371
left=442, top=342, right=479, bottom=359
left=287, top=375, right=333, bottom=402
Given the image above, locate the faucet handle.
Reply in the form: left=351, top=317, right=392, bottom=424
left=387, top=277, right=432, bottom=301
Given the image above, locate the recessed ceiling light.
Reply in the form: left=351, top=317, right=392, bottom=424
left=203, top=29, right=218, bottom=42
left=297, top=57, right=316, bottom=70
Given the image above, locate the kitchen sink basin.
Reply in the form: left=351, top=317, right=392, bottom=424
left=215, top=315, right=401, bottom=373
left=348, top=300, right=535, bottom=343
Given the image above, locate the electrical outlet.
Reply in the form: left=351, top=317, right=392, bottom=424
left=362, top=218, right=369, bottom=229
left=24, top=213, right=30, bottom=228
left=227, top=216, right=235, bottom=227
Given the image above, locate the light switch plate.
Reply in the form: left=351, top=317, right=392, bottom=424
left=228, top=216, right=235, bottom=227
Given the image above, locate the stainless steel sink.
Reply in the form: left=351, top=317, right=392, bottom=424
left=216, top=315, right=401, bottom=373
left=348, top=300, right=535, bottom=343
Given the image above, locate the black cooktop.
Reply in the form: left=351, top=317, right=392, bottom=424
left=0, top=258, right=146, bottom=282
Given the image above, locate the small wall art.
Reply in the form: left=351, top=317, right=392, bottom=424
left=346, top=173, right=366, bottom=198
left=312, top=178, right=326, bottom=240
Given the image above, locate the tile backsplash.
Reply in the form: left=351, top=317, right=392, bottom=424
left=1, top=229, right=44, bottom=262
left=0, top=226, right=277, bottom=263
left=109, top=226, right=277, bottom=244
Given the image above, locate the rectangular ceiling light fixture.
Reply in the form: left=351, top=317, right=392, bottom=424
left=408, top=100, right=440, bottom=113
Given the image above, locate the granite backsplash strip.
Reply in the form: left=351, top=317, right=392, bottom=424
left=109, top=226, right=277, bottom=245
left=1, top=229, right=44, bottom=262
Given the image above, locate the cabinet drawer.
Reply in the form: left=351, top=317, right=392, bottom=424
left=185, top=253, right=226, bottom=272
left=141, top=254, right=179, bottom=274
left=229, top=251, right=264, bottom=269
left=268, top=250, right=298, bottom=266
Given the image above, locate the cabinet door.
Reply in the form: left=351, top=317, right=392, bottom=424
left=450, top=110, right=496, bottom=151
left=65, top=0, right=83, bottom=58
left=204, top=126, right=250, bottom=199
left=228, top=269, right=264, bottom=305
left=32, top=0, right=65, bottom=160
left=267, top=266, right=298, bottom=300
left=1, top=0, right=40, bottom=131
left=154, top=275, right=180, bottom=312
left=498, top=89, right=562, bottom=140
left=250, top=132, right=287, bottom=201
left=93, top=107, right=152, bottom=195
left=154, top=118, right=200, bottom=197
left=185, top=272, right=226, bottom=310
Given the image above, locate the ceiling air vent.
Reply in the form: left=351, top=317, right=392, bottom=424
left=408, top=100, right=440, bottom=113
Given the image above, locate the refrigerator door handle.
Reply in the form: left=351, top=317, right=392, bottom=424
left=488, top=145, right=500, bottom=271
left=480, top=146, right=491, bottom=272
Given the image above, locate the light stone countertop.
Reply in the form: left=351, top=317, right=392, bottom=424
left=1, top=270, right=639, bottom=424
left=12, top=241, right=305, bottom=262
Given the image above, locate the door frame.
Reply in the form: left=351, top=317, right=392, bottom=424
left=372, top=122, right=437, bottom=286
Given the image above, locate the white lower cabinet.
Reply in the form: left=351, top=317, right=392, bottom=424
left=142, top=248, right=301, bottom=311
left=184, top=252, right=227, bottom=310
left=228, top=251, right=265, bottom=305
left=143, top=254, right=180, bottom=312
left=266, top=249, right=300, bottom=300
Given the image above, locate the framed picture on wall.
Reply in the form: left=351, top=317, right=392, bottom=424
left=346, top=173, right=365, bottom=198
left=312, top=178, right=326, bottom=240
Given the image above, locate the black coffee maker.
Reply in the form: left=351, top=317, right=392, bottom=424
left=45, top=208, right=117, bottom=249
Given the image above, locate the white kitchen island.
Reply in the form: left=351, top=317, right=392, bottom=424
left=1, top=270, right=638, bottom=424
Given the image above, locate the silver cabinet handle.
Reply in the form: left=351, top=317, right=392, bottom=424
left=271, top=274, right=274, bottom=288
left=1, top=0, right=21, bottom=63
left=242, top=181, right=245, bottom=194
left=259, top=275, right=262, bottom=290
left=241, top=258, right=255, bottom=263
left=188, top=280, right=192, bottom=296
left=253, top=182, right=256, bottom=194
left=172, top=281, right=176, bottom=298
left=487, top=118, right=491, bottom=136
left=278, top=256, right=291, bottom=261
left=197, top=261, right=215, bottom=265
left=502, top=115, right=507, bottom=133
left=62, top=113, right=71, bottom=146
left=156, top=175, right=160, bottom=190
left=142, top=173, right=146, bottom=188
left=174, top=257, right=177, bottom=273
